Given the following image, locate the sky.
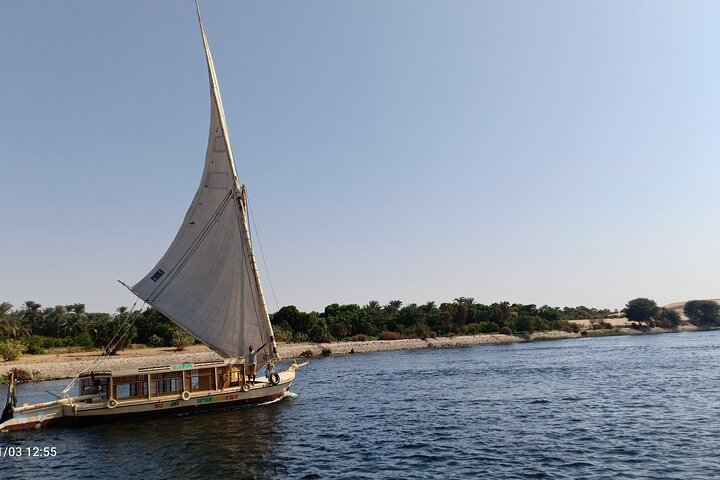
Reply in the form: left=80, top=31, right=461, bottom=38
left=2, top=1, right=720, bottom=314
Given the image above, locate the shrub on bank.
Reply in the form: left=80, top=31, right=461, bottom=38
left=171, top=328, right=195, bottom=351
left=564, top=323, right=581, bottom=333
left=479, top=322, right=499, bottom=334
left=408, top=324, right=435, bottom=339
left=0, top=339, right=26, bottom=361
left=43, top=337, right=75, bottom=348
left=21, top=335, right=46, bottom=355
left=74, top=331, right=95, bottom=351
left=1, top=368, right=34, bottom=383
left=293, top=332, right=309, bottom=343
left=465, top=322, right=498, bottom=335
left=514, top=316, right=535, bottom=333
left=272, top=326, right=293, bottom=343
left=654, top=308, right=681, bottom=329
left=378, top=331, right=403, bottom=340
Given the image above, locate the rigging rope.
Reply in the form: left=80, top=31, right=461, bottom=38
left=61, top=299, right=144, bottom=396
left=232, top=189, right=267, bottom=354
left=26, top=381, right=62, bottom=400
left=247, top=199, right=280, bottom=312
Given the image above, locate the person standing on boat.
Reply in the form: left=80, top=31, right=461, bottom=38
left=246, top=343, right=267, bottom=385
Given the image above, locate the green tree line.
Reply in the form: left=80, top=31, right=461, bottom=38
left=0, top=298, right=617, bottom=353
left=269, top=298, right=613, bottom=343
left=3, top=296, right=714, bottom=357
left=0, top=301, right=195, bottom=356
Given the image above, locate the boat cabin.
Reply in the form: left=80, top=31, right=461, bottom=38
left=79, top=359, right=248, bottom=404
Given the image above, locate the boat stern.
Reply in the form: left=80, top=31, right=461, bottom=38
left=0, top=403, right=65, bottom=432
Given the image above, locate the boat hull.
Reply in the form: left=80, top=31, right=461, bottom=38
left=1, top=370, right=294, bottom=433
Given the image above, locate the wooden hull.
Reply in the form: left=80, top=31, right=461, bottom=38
left=1, top=369, right=295, bottom=433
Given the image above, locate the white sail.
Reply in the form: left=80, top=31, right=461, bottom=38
left=130, top=2, right=277, bottom=363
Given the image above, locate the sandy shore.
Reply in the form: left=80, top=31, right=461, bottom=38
left=2, top=330, right=580, bottom=381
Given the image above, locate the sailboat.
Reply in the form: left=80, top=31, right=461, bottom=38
left=0, top=2, right=299, bottom=433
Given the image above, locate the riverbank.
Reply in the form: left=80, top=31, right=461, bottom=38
left=5, top=326, right=707, bottom=381
left=3, top=330, right=581, bottom=381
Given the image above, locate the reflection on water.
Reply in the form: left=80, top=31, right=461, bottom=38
left=103, top=402, right=291, bottom=479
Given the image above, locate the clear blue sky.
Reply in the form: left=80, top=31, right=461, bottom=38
left=2, top=1, right=720, bottom=314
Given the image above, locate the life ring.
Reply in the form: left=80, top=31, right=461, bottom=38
left=241, top=384, right=250, bottom=392
left=107, top=399, right=118, bottom=409
left=181, top=390, right=191, bottom=401
left=269, top=372, right=280, bottom=386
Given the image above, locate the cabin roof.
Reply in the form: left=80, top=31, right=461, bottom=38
left=89, top=357, right=241, bottom=378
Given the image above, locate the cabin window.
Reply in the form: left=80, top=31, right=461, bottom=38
left=151, top=372, right=184, bottom=396
left=79, top=377, right=108, bottom=397
left=189, top=368, right=215, bottom=391
left=113, top=375, right=148, bottom=400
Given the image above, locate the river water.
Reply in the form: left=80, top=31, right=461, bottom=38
left=2, top=331, right=720, bottom=479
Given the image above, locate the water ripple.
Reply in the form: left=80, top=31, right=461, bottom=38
left=4, top=332, right=720, bottom=478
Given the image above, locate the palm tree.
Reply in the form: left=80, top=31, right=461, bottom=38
left=66, top=303, right=88, bottom=322
left=490, top=301, right=513, bottom=327
left=384, top=300, right=403, bottom=314
left=0, top=302, right=26, bottom=338
left=453, top=298, right=469, bottom=326
left=365, top=300, right=381, bottom=311
left=44, top=305, right=70, bottom=338
left=421, top=301, right=437, bottom=313
left=61, top=304, right=88, bottom=337
left=108, top=306, right=136, bottom=352
left=453, top=297, right=475, bottom=306
left=22, top=300, right=44, bottom=335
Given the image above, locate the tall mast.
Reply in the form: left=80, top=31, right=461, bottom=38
left=194, top=0, right=279, bottom=361
left=194, top=0, right=240, bottom=187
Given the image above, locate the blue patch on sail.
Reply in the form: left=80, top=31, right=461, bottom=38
left=151, top=269, right=165, bottom=282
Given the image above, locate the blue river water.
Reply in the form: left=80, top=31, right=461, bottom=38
left=2, top=331, right=720, bottom=479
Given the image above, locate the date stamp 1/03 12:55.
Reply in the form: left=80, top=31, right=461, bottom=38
left=1, top=446, right=57, bottom=458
